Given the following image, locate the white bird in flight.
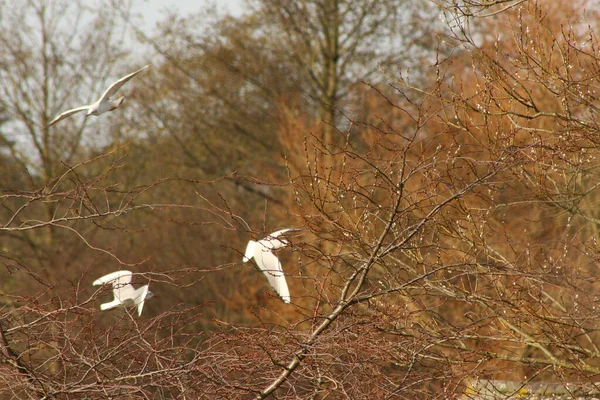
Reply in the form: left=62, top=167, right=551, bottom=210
left=47, top=65, right=150, bottom=127
left=243, top=229, right=297, bottom=304
left=93, top=270, right=153, bottom=316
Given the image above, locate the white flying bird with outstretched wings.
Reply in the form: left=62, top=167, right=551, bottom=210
left=48, top=65, right=150, bottom=126
left=243, top=229, right=298, bottom=304
left=93, top=270, right=153, bottom=316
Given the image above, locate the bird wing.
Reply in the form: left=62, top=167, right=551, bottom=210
left=47, top=105, right=90, bottom=127
left=254, top=246, right=290, bottom=303
left=269, top=228, right=297, bottom=237
left=135, top=285, right=149, bottom=316
left=93, top=270, right=136, bottom=307
left=243, top=240, right=256, bottom=262
left=98, top=65, right=150, bottom=102
left=93, top=270, right=133, bottom=287
left=261, top=228, right=297, bottom=250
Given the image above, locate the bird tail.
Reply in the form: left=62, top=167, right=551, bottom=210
left=110, top=97, right=125, bottom=110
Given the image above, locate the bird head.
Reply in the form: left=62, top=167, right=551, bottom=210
left=145, top=291, right=155, bottom=300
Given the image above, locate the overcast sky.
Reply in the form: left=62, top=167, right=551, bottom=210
left=132, top=0, right=245, bottom=30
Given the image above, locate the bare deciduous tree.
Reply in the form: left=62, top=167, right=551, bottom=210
left=0, top=0, right=132, bottom=181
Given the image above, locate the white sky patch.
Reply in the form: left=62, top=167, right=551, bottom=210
left=132, top=0, right=245, bottom=31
